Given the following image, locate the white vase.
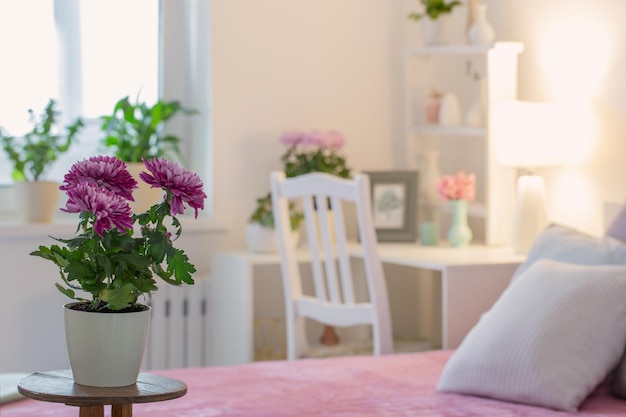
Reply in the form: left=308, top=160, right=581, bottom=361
left=64, top=302, right=150, bottom=387
left=14, top=181, right=59, bottom=223
left=417, top=150, right=442, bottom=204
left=467, top=3, right=495, bottom=45
left=439, top=94, right=461, bottom=126
left=245, top=223, right=300, bottom=253
left=126, top=162, right=163, bottom=213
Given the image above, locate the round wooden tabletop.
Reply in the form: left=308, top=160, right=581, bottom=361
left=17, top=369, right=187, bottom=407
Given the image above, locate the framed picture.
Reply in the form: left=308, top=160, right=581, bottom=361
left=365, top=170, right=418, bottom=242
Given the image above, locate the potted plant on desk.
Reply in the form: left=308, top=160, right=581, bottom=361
left=0, top=99, right=84, bottom=222
left=31, top=155, right=207, bottom=387
left=100, top=95, right=196, bottom=212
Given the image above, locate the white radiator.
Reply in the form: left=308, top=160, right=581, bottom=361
left=142, top=277, right=210, bottom=370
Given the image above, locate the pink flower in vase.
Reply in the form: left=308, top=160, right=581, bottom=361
left=436, top=170, right=476, bottom=201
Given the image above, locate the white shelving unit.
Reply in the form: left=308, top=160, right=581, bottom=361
left=402, top=42, right=523, bottom=245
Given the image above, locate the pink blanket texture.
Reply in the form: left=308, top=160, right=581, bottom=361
left=3, top=350, right=626, bottom=416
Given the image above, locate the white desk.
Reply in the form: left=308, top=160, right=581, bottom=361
left=208, top=244, right=524, bottom=366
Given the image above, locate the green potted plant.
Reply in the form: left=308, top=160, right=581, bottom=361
left=246, top=192, right=304, bottom=253
left=100, top=95, right=196, bottom=212
left=30, top=155, right=207, bottom=387
left=407, top=0, right=462, bottom=45
left=0, top=99, right=84, bottom=222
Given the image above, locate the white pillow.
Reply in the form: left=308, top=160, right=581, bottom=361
left=511, top=224, right=626, bottom=282
left=437, top=259, right=626, bottom=412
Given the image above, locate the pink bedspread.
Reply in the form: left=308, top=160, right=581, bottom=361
left=3, top=350, right=626, bottom=416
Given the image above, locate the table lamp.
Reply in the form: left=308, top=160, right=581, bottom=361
left=493, top=100, right=566, bottom=254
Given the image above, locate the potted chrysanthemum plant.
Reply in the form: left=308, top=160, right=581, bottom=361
left=30, top=155, right=206, bottom=387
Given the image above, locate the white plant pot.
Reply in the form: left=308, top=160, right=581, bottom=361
left=64, top=302, right=151, bottom=387
left=14, top=181, right=60, bottom=223
left=126, top=162, right=163, bottom=213
left=421, top=14, right=454, bottom=45
left=245, top=223, right=300, bottom=254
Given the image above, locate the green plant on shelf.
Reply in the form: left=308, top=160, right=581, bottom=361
left=408, top=0, right=462, bottom=21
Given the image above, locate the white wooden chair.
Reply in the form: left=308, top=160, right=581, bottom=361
left=270, top=171, right=394, bottom=360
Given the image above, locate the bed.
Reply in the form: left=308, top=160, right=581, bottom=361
left=2, top=350, right=626, bottom=417
left=2, top=202, right=626, bottom=416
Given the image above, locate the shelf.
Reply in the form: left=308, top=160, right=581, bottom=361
left=411, top=124, right=486, bottom=137
left=402, top=42, right=524, bottom=57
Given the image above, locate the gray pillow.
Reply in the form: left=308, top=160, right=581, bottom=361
left=511, top=224, right=626, bottom=282
left=606, top=205, right=626, bottom=244
left=438, top=259, right=626, bottom=412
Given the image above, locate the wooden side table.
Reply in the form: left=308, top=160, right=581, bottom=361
left=17, top=369, right=186, bottom=417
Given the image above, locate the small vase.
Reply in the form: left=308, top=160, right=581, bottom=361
left=467, top=3, right=495, bottom=45
left=64, top=302, right=151, bottom=387
left=439, top=94, right=461, bottom=126
left=447, top=200, right=473, bottom=247
left=417, top=150, right=442, bottom=204
left=465, top=79, right=487, bottom=127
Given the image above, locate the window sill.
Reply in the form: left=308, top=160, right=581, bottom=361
left=0, top=214, right=232, bottom=241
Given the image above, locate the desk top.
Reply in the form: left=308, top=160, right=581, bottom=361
left=212, top=243, right=525, bottom=271
left=361, top=243, right=525, bottom=270
left=17, top=369, right=186, bottom=406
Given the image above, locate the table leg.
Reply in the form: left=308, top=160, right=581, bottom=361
left=442, top=263, right=518, bottom=349
left=79, top=405, right=104, bottom=417
left=111, top=404, right=133, bottom=417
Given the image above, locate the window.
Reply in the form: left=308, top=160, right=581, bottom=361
left=0, top=0, right=159, bottom=184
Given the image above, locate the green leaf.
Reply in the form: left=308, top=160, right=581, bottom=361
left=55, top=283, right=76, bottom=299
left=167, top=249, right=196, bottom=285
left=146, top=232, right=168, bottom=263
left=100, top=283, right=137, bottom=310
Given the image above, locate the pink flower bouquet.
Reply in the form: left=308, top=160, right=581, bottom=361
left=436, top=170, right=476, bottom=201
left=279, top=129, right=351, bottom=178
left=31, top=155, right=207, bottom=312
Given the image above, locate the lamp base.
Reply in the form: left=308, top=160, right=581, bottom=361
left=514, top=175, right=548, bottom=254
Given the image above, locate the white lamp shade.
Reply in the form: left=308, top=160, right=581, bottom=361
left=493, top=101, right=568, bottom=168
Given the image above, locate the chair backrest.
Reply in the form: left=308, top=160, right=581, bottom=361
left=270, top=171, right=393, bottom=360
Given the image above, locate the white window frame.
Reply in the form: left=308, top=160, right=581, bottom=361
left=0, top=0, right=215, bottom=221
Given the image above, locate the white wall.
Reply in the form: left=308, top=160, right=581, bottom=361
left=209, top=0, right=397, bottom=247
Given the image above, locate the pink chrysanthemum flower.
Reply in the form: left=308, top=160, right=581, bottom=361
left=139, top=158, right=207, bottom=217
left=60, top=155, right=138, bottom=201
left=62, top=183, right=134, bottom=236
left=280, top=130, right=304, bottom=146
left=326, top=130, right=345, bottom=149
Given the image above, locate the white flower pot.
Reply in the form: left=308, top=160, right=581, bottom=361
left=245, top=223, right=300, bottom=253
left=421, top=14, right=454, bottom=45
left=126, top=162, right=163, bottom=213
left=14, top=181, right=59, bottom=223
left=64, top=302, right=151, bottom=387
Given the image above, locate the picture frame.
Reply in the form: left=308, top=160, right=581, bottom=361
left=364, top=170, right=418, bottom=242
